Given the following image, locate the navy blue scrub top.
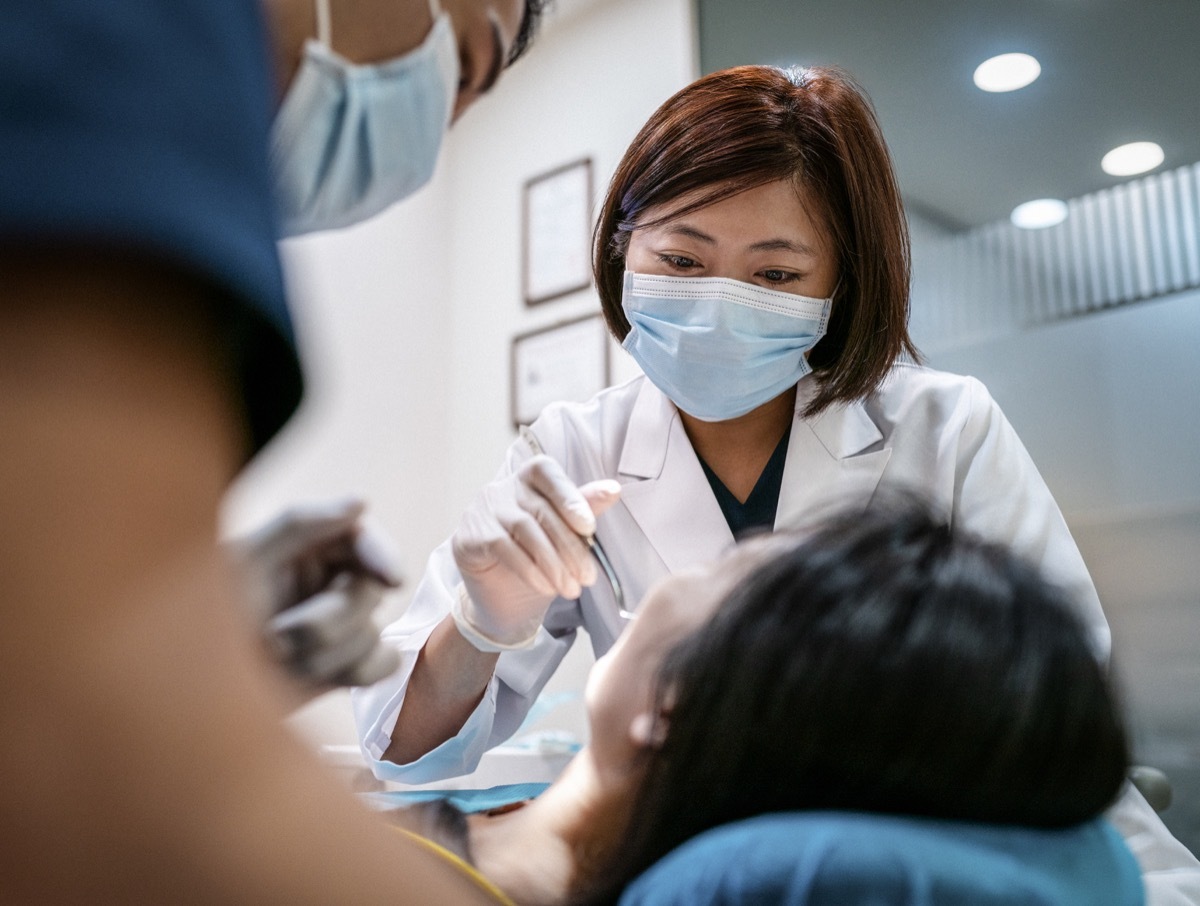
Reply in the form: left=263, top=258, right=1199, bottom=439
left=699, top=425, right=792, bottom=538
left=0, top=0, right=303, bottom=456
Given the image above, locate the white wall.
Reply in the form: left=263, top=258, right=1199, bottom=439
left=226, top=178, right=455, bottom=583
left=920, top=287, right=1200, bottom=523
left=222, top=0, right=697, bottom=751
left=915, top=282, right=1200, bottom=853
left=440, top=0, right=696, bottom=504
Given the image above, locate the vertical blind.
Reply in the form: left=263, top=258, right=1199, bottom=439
left=912, top=161, right=1200, bottom=349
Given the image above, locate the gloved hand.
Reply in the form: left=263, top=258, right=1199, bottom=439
left=451, top=456, right=621, bottom=650
left=230, top=498, right=403, bottom=689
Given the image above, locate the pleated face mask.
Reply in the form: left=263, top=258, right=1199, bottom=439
left=270, top=0, right=459, bottom=236
left=620, top=271, right=833, bottom=422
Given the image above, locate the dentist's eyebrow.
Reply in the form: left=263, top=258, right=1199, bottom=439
left=662, top=225, right=716, bottom=244
left=659, top=227, right=818, bottom=257
left=747, top=237, right=819, bottom=256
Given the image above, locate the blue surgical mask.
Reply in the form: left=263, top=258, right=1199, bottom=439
left=270, top=0, right=459, bottom=236
left=621, top=271, right=833, bottom=422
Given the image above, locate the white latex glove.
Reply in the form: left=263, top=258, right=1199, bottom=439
left=451, top=456, right=621, bottom=649
left=230, top=498, right=403, bottom=688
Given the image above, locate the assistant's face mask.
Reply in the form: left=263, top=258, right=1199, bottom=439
left=621, top=271, right=833, bottom=422
left=270, top=0, right=459, bottom=236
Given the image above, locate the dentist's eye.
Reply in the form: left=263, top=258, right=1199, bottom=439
left=759, top=269, right=798, bottom=284
left=659, top=254, right=699, bottom=270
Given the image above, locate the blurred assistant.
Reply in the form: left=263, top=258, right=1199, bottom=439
left=263, top=0, right=544, bottom=234
left=232, top=498, right=404, bottom=694
left=240, top=0, right=549, bottom=691
left=0, top=0, right=508, bottom=900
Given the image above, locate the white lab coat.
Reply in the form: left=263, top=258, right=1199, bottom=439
left=352, top=364, right=1200, bottom=900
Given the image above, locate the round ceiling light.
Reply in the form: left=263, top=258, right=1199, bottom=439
left=1101, top=141, right=1165, bottom=177
left=1011, top=198, right=1068, bottom=230
left=973, top=53, right=1041, bottom=92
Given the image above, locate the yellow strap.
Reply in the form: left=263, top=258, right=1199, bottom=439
left=391, top=825, right=517, bottom=906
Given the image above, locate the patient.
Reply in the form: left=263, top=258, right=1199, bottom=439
left=392, top=498, right=1131, bottom=905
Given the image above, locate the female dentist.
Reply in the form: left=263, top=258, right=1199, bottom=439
left=355, top=62, right=1104, bottom=770
left=353, top=65, right=1199, bottom=899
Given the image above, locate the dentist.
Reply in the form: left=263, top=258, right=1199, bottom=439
left=353, top=64, right=1200, bottom=902
left=356, top=63, right=1108, bottom=776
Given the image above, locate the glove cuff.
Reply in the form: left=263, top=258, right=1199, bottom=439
left=450, top=584, right=541, bottom=653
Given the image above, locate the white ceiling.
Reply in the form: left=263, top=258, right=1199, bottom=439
left=696, top=0, right=1200, bottom=230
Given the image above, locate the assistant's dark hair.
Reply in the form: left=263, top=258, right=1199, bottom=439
left=581, top=498, right=1129, bottom=904
left=592, top=65, right=921, bottom=418
left=505, top=0, right=550, bottom=66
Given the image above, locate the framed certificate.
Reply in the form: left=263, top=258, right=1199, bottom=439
left=522, top=158, right=594, bottom=305
left=510, top=314, right=610, bottom=427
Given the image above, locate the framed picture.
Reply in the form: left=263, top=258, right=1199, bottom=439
left=522, top=158, right=593, bottom=305
left=511, top=314, right=610, bottom=427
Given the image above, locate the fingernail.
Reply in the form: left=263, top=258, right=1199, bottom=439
left=570, top=504, right=596, bottom=533
left=593, top=480, right=621, bottom=500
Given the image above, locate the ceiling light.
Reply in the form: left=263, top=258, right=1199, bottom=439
left=1011, top=198, right=1068, bottom=230
left=973, top=53, right=1041, bottom=92
left=1101, top=141, right=1165, bottom=177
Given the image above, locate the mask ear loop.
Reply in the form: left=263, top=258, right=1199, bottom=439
left=314, top=0, right=332, bottom=47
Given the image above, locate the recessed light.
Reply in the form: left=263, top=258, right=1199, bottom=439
left=1101, top=141, right=1165, bottom=177
left=1011, top=198, right=1068, bottom=230
left=973, top=53, right=1041, bottom=92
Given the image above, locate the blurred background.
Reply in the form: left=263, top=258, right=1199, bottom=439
left=224, top=0, right=1200, bottom=851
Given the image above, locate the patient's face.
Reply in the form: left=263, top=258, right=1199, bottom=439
left=584, top=537, right=786, bottom=766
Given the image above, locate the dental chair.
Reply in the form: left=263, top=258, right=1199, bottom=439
left=617, top=767, right=1175, bottom=904
left=618, top=811, right=1143, bottom=905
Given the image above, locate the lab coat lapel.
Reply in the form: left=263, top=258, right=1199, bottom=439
left=617, top=381, right=735, bottom=573
left=775, top=378, right=892, bottom=531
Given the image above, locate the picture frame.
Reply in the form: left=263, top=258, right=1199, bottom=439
left=510, top=313, right=611, bottom=428
left=522, top=158, right=594, bottom=305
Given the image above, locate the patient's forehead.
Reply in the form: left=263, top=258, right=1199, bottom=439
left=629, top=534, right=795, bottom=641
left=585, top=533, right=804, bottom=753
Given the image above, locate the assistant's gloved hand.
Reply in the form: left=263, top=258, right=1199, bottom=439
left=451, top=456, right=621, bottom=650
left=230, top=498, right=403, bottom=690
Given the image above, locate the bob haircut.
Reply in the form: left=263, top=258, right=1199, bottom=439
left=593, top=65, right=920, bottom=417
left=581, top=498, right=1129, bottom=903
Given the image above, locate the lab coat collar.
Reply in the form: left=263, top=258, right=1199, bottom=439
left=775, top=376, right=891, bottom=531
left=618, top=379, right=676, bottom=480
left=615, top=378, right=891, bottom=572
left=617, top=381, right=736, bottom=573
left=792, top=376, right=882, bottom=459
left=615, top=376, right=884, bottom=476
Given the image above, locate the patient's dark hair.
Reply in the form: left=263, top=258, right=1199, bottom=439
left=584, top=498, right=1129, bottom=903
